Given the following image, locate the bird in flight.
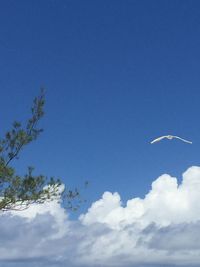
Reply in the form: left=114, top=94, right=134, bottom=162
left=150, top=135, right=192, bottom=144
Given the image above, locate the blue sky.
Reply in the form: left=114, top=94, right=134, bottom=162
left=1, top=1, right=200, bottom=266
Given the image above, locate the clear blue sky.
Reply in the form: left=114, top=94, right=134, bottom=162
left=1, top=0, right=200, bottom=215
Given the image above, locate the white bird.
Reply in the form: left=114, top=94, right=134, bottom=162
left=150, top=135, right=192, bottom=144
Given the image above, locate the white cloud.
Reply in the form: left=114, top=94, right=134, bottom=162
left=80, top=166, right=200, bottom=228
left=1, top=166, right=200, bottom=267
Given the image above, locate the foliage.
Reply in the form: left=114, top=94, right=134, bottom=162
left=0, top=90, right=80, bottom=211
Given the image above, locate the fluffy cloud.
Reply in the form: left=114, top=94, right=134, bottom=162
left=1, top=166, right=200, bottom=267
left=81, top=167, right=200, bottom=228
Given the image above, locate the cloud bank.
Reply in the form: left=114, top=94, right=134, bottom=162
left=1, top=166, right=200, bottom=267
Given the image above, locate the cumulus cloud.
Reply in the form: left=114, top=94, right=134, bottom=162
left=81, top=166, right=200, bottom=228
left=1, top=166, right=200, bottom=267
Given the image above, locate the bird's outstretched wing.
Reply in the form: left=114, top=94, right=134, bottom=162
left=174, top=136, right=192, bottom=144
left=150, top=136, right=168, bottom=144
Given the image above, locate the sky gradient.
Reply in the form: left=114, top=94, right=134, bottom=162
left=1, top=1, right=200, bottom=266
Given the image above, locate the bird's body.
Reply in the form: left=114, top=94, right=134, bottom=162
left=151, top=135, right=192, bottom=144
